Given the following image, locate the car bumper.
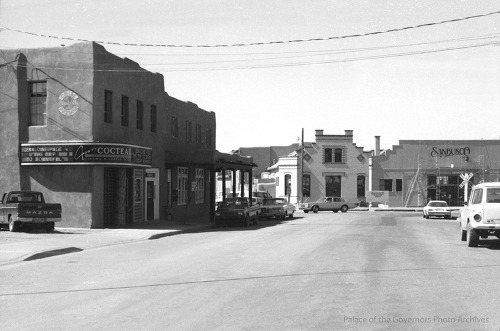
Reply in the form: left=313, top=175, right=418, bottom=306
left=18, top=217, right=61, bottom=223
left=427, top=212, right=451, bottom=216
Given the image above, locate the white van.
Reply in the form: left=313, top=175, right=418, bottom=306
left=460, top=182, right=500, bottom=247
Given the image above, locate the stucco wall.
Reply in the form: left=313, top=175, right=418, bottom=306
left=303, top=133, right=370, bottom=203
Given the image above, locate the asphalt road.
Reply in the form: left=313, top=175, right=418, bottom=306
left=1, top=211, right=499, bottom=330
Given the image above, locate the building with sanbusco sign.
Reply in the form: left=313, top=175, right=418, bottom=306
left=0, top=42, right=217, bottom=228
left=371, top=139, right=500, bottom=207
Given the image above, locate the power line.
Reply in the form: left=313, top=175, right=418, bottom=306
left=12, top=39, right=498, bottom=73
left=1, top=10, right=499, bottom=48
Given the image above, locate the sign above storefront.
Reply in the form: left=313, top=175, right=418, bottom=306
left=20, top=143, right=152, bottom=167
left=430, top=146, right=471, bottom=158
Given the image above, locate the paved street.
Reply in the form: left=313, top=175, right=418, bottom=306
left=1, top=211, right=499, bottom=330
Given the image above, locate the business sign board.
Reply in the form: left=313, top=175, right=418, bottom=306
left=365, top=191, right=389, bottom=203
left=21, top=143, right=152, bottom=167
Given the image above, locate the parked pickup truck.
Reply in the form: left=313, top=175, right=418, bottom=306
left=0, top=191, right=62, bottom=232
left=215, top=197, right=260, bottom=227
left=460, top=182, right=500, bottom=247
left=299, top=197, right=359, bottom=213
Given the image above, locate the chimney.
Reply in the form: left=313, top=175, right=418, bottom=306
left=345, top=130, right=353, bottom=136
left=375, top=136, right=380, bottom=156
left=315, top=129, right=324, bottom=136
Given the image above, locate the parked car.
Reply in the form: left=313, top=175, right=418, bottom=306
left=215, top=197, right=260, bottom=227
left=422, top=200, right=452, bottom=219
left=0, top=191, right=62, bottom=232
left=260, top=198, right=295, bottom=219
left=460, top=182, right=500, bottom=247
left=299, top=197, right=358, bottom=213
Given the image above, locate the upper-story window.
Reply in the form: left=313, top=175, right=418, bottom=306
left=121, top=95, right=129, bottom=127
left=29, top=81, right=47, bottom=126
left=104, top=90, right=112, bottom=123
left=171, top=116, right=178, bottom=138
left=324, top=147, right=345, bottom=164
left=136, top=100, right=143, bottom=130
left=150, top=105, right=157, bottom=133
left=206, top=128, right=212, bottom=147
left=185, top=121, right=192, bottom=142
left=195, top=124, right=202, bottom=144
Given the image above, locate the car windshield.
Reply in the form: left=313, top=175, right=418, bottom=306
left=428, top=201, right=448, bottom=207
left=263, top=199, right=286, bottom=206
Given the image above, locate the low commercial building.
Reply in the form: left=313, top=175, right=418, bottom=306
left=371, top=139, right=500, bottom=206
left=0, top=42, right=217, bottom=228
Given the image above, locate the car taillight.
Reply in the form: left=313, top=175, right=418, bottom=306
left=474, top=214, right=482, bottom=222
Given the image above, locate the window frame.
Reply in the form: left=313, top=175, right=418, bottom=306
left=136, top=100, right=143, bottom=130
left=121, top=95, right=129, bottom=127
left=171, top=116, right=179, bottom=138
left=150, top=105, right=157, bottom=133
left=324, top=147, right=345, bottom=164
left=185, top=121, right=192, bottom=142
left=104, top=90, right=113, bottom=123
left=29, top=81, right=47, bottom=126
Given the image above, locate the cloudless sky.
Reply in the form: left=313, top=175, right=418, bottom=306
left=1, top=0, right=499, bottom=153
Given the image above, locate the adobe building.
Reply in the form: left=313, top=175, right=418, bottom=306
left=371, top=138, right=500, bottom=207
left=0, top=42, right=219, bottom=228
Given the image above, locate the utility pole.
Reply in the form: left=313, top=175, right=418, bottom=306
left=300, top=128, right=304, bottom=203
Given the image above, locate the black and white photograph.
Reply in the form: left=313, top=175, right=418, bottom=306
left=1, top=1, right=500, bottom=330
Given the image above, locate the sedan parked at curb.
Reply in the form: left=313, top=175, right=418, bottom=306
left=260, top=198, right=295, bottom=219
left=423, top=200, right=451, bottom=219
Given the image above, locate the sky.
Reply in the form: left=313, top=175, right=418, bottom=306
left=1, top=0, right=499, bottom=153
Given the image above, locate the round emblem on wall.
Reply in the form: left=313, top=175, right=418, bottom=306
left=58, top=90, right=79, bottom=116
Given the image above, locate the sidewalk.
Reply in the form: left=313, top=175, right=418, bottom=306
left=0, top=220, right=212, bottom=266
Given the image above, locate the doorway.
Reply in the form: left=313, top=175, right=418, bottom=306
left=145, top=168, right=159, bottom=220
left=326, top=175, right=341, bottom=197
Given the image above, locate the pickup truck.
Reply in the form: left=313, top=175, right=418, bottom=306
left=215, top=197, right=260, bottom=227
left=460, top=182, right=500, bottom=247
left=0, top=191, right=62, bottom=232
left=299, top=197, right=359, bottom=213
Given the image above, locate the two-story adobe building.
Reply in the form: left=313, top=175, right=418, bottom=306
left=0, top=42, right=218, bottom=228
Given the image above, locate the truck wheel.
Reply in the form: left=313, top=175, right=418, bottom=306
left=288, top=212, right=294, bottom=219
left=333, top=210, right=339, bottom=213
left=245, top=215, right=250, bottom=227
left=45, top=222, right=55, bottom=233
left=461, top=229, right=467, bottom=241
left=312, top=206, right=319, bottom=213
left=341, top=205, right=348, bottom=213
left=467, top=222, right=479, bottom=247
left=8, top=217, right=20, bottom=232
left=304, top=210, right=309, bottom=213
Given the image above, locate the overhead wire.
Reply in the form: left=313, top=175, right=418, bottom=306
left=1, top=10, right=499, bottom=48
left=11, top=38, right=498, bottom=73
